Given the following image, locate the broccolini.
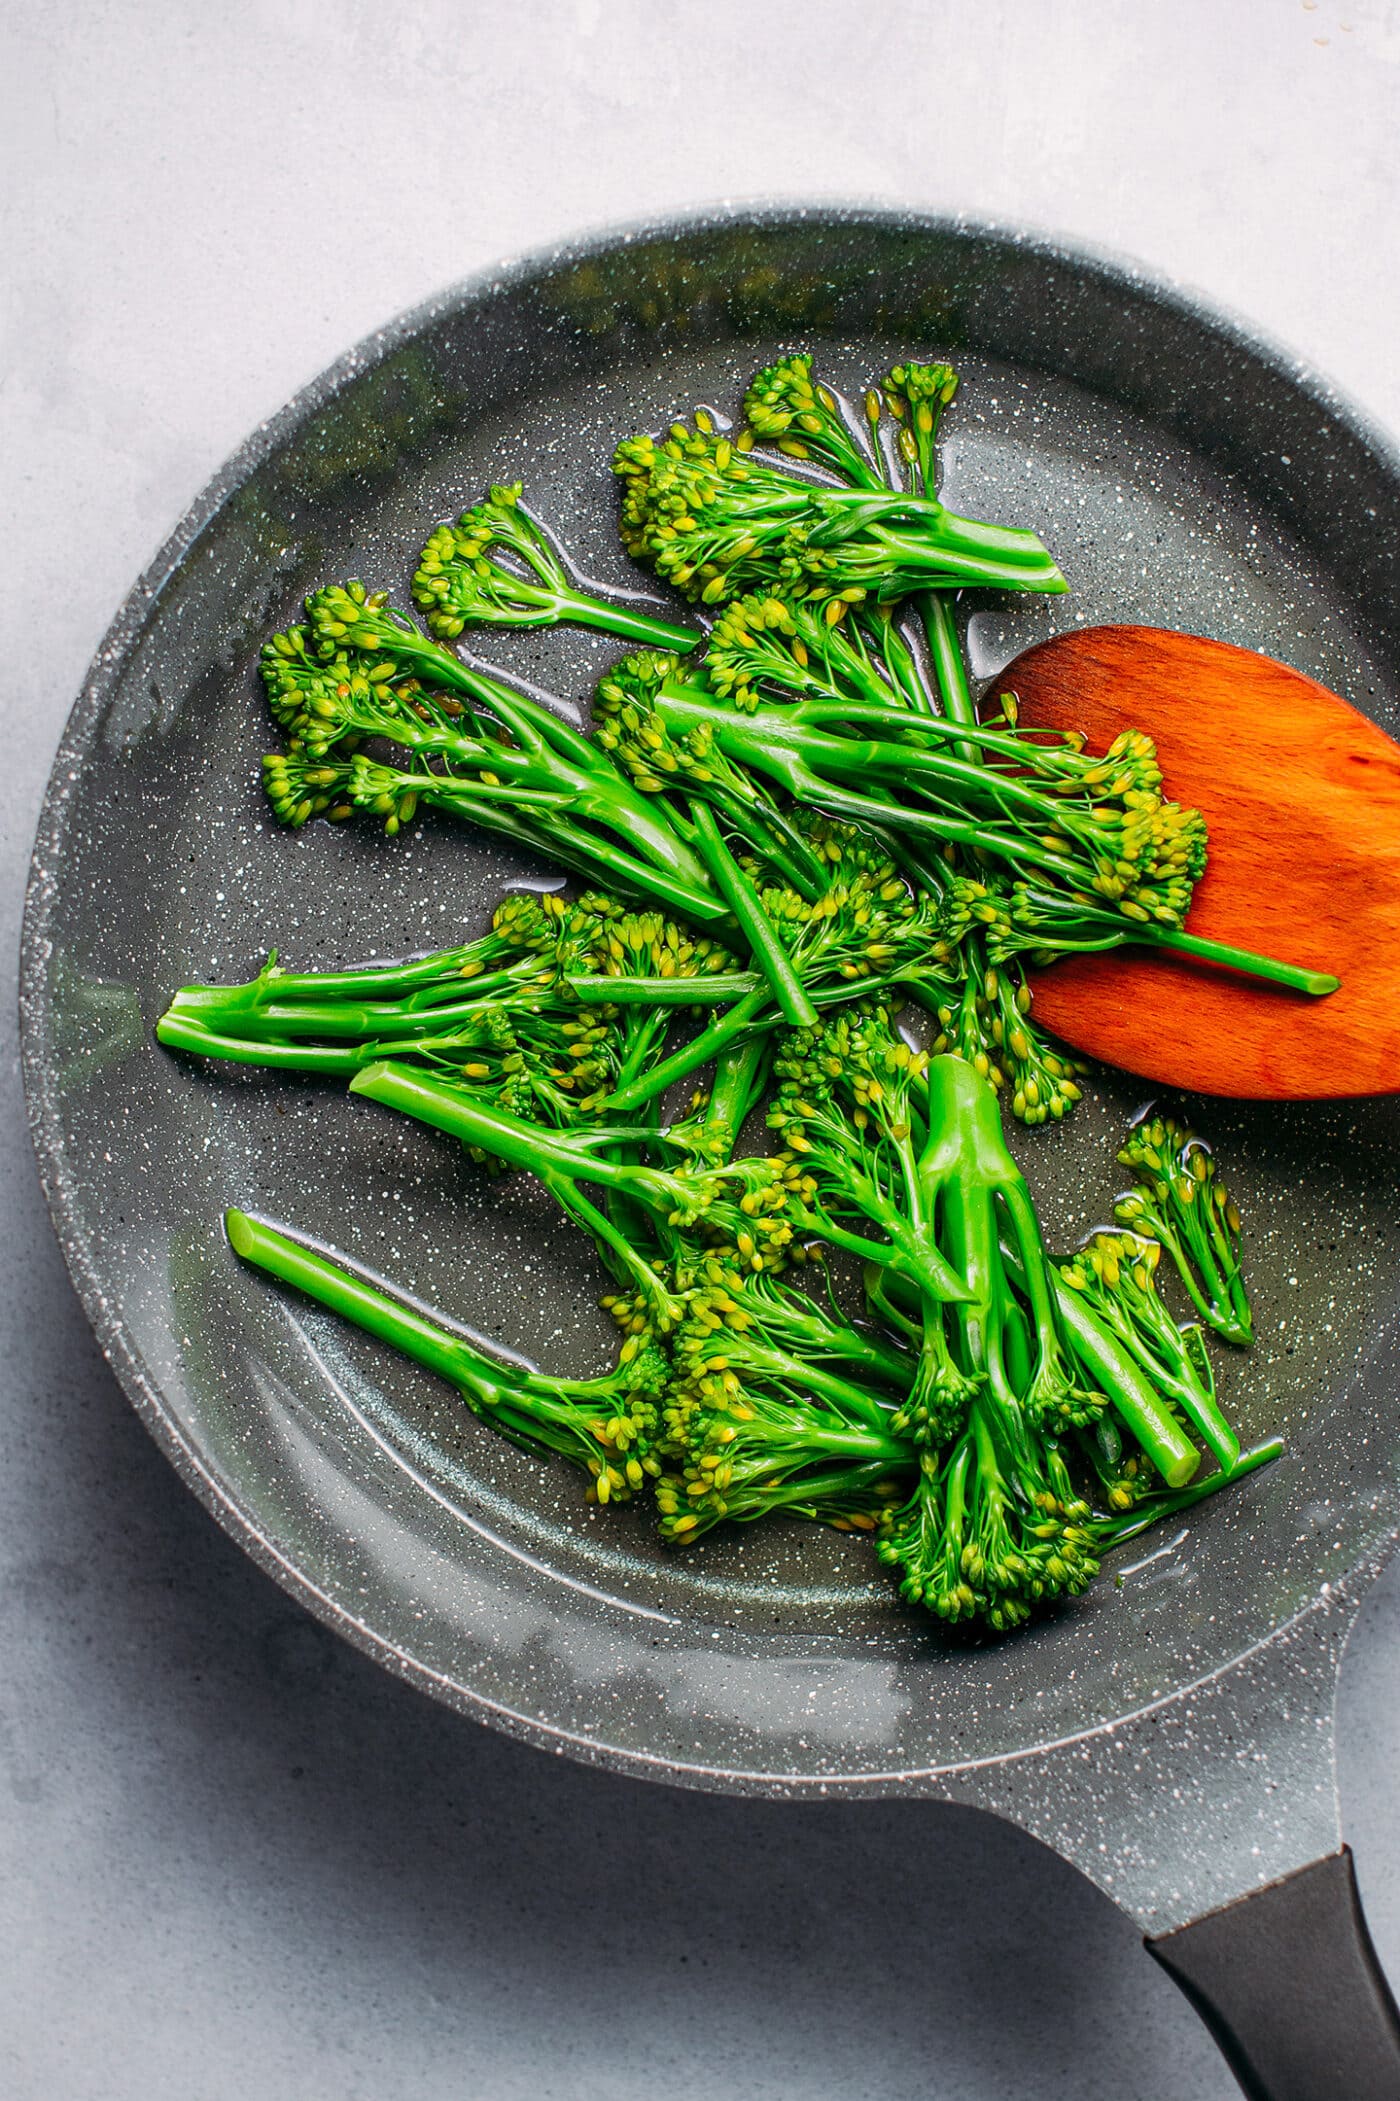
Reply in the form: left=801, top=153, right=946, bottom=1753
left=222, top=1032, right=1277, bottom=1633
left=158, top=342, right=1304, bottom=1639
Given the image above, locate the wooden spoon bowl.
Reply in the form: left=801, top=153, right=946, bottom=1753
left=993, top=625, right=1400, bottom=1098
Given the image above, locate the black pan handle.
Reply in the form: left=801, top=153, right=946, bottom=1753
left=1146, top=1848, right=1400, bottom=2100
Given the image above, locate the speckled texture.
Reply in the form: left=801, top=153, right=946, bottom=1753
left=21, top=211, right=1400, bottom=1941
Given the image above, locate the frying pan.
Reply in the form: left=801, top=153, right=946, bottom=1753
left=21, top=208, right=1400, bottom=2100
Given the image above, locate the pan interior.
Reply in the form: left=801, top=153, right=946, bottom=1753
left=26, top=216, right=1400, bottom=1787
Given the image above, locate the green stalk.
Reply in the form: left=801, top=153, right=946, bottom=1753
left=158, top=1013, right=365, bottom=1072
left=686, top=802, right=817, bottom=1028
left=534, top=1167, right=676, bottom=1312
left=734, top=1346, right=903, bottom=1437
left=168, top=950, right=519, bottom=1011
left=919, top=590, right=977, bottom=736
left=705, top=1037, right=768, bottom=1136
left=925, top=507, right=1071, bottom=574
left=344, top=1064, right=681, bottom=1313
left=672, top=775, right=825, bottom=901
left=389, top=768, right=727, bottom=926
left=226, top=1208, right=669, bottom=1487
left=226, top=1208, right=498, bottom=1394
left=1141, top=926, right=1339, bottom=998
left=551, top=590, right=700, bottom=653
left=856, top=523, right=1067, bottom=595
left=568, top=972, right=758, bottom=1008
left=603, top=968, right=911, bottom=1116
left=606, top=986, right=770, bottom=1113
left=864, top=615, right=932, bottom=714
left=161, top=994, right=496, bottom=1043
left=1049, top=1274, right=1199, bottom=1488
left=348, top=1061, right=642, bottom=1187
left=746, top=1459, right=915, bottom=1525
left=1096, top=1437, right=1284, bottom=1548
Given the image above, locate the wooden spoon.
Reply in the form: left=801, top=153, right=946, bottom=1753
left=991, top=625, right=1400, bottom=1098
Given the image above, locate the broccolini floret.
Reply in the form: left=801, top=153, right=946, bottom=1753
left=412, top=482, right=700, bottom=651
left=612, top=417, right=1067, bottom=608
left=1116, top=1112, right=1253, bottom=1347
left=260, top=592, right=724, bottom=924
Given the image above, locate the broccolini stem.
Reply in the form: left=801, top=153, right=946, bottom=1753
left=1142, top=926, right=1339, bottom=997
left=686, top=802, right=817, bottom=1028
left=348, top=1061, right=641, bottom=1188
left=919, top=591, right=976, bottom=723
left=533, top=1167, right=674, bottom=1310
left=557, top=595, right=700, bottom=652
left=568, top=973, right=759, bottom=1008
left=603, top=965, right=920, bottom=1116
left=226, top=1207, right=668, bottom=1497
left=924, top=508, right=1069, bottom=573
left=428, top=570, right=698, bottom=652
left=606, top=986, right=770, bottom=1113
left=345, top=1063, right=682, bottom=1314
left=1096, top=1436, right=1284, bottom=1548
left=170, top=949, right=519, bottom=1009
left=614, top=1013, right=670, bottom=1095
left=717, top=1343, right=905, bottom=1436
left=162, top=993, right=495, bottom=1043
left=1055, top=1232, right=1242, bottom=1470
left=870, top=615, right=934, bottom=713
left=703, top=1037, right=769, bottom=1154
left=853, top=521, right=1066, bottom=594
left=156, top=1013, right=368, bottom=1072
left=368, top=762, right=727, bottom=926
left=1048, top=1271, right=1199, bottom=1487
left=226, top=1208, right=498, bottom=1395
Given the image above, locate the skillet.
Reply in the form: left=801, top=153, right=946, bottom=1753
left=21, top=207, right=1400, bottom=2099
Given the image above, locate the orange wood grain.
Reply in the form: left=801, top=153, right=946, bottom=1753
left=994, top=625, right=1400, bottom=1098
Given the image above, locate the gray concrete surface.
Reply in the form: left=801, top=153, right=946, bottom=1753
left=4, top=3, right=1400, bottom=2094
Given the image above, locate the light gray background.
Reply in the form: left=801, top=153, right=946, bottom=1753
left=5, top=3, right=1400, bottom=2095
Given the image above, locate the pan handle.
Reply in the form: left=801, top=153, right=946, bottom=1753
left=1146, top=1848, right=1400, bottom=2101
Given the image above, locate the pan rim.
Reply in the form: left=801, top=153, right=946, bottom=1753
left=21, top=199, right=1400, bottom=1793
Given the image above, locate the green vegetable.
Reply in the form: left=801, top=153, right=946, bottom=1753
left=346, top=1058, right=797, bottom=1331
left=217, top=1023, right=1273, bottom=1633
left=607, top=658, right=1330, bottom=998
left=613, top=414, right=1067, bottom=609
left=164, top=344, right=1300, bottom=1639
left=224, top=1209, right=666, bottom=1506
left=261, top=590, right=722, bottom=921
left=1116, top=1113, right=1254, bottom=1346
left=769, top=1013, right=1194, bottom=1471
left=260, top=585, right=846, bottom=1021
left=412, top=482, right=701, bottom=651
left=1056, top=1229, right=1240, bottom=1470
left=156, top=892, right=737, bottom=1123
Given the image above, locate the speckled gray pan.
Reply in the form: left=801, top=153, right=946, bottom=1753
left=21, top=210, right=1400, bottom=1952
